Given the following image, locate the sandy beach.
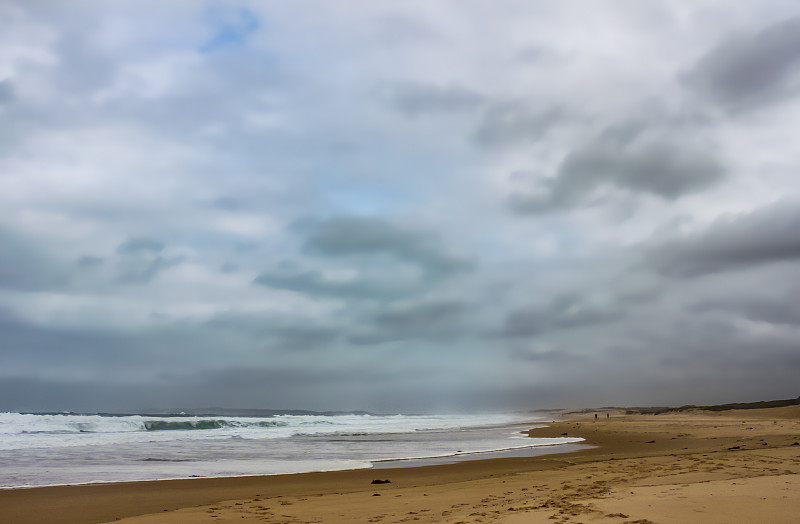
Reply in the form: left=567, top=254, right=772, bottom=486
left=2, top=405, right=799, bottom=524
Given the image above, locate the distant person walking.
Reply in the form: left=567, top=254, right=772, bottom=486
left=594, top=413, right=598, bottom=421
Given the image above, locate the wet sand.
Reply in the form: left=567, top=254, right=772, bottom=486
left=2, top=405, right=799, bottom=523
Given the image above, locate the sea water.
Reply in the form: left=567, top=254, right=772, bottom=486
left=0, top=412, right=583, bottom=488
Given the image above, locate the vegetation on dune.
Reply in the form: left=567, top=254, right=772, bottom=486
left=625, top=396, right=800, bottom=415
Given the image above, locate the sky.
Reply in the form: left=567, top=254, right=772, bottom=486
left=2, top=1, right=800, bottom=413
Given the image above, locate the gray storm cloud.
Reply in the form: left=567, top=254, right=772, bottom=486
left=474, top=104, right=563, bottom=148
left=301, top=216, right=474, bottom=279
left=684, top=16, right=800, bottom=111
left=384, top=82, right=484, bottom=117
left=645, top=201, right=800, bottom=277
left=510, top=118, right=726, bottom=214
left=0, top=229, right=69, bottom=292
left=254, top=266, right=412, bottom=300
left=501, top=294, right=625, bottom=338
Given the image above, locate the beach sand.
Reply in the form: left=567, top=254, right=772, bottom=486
left=2, top=405, right=799, bottom=523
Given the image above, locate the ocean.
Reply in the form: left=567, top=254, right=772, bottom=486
left=0, top=411, right=584, bottom=489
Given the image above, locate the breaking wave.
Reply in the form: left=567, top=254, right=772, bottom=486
left=0, top=413, right=292, bottom=438
left=0, top=411, right=538, bottom=452
left=142, top=420, right=287, bottom=431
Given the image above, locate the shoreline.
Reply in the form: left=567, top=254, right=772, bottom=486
left=0, top=435, right=587, bottom=492
left=2, top=406, right=799, bottom=523
left=371, top=440, right=591, bottom=469
left=0, top=418, right=581, bottom=491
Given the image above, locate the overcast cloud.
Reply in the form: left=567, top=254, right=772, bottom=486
left=1, top=1, right=799, bottom=413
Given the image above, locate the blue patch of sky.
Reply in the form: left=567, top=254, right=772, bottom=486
left=198, top=7, right=260, bottom=53
left=320, top=180, right=406, bottom=216
left=309, top=147, right=419, bottom=216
